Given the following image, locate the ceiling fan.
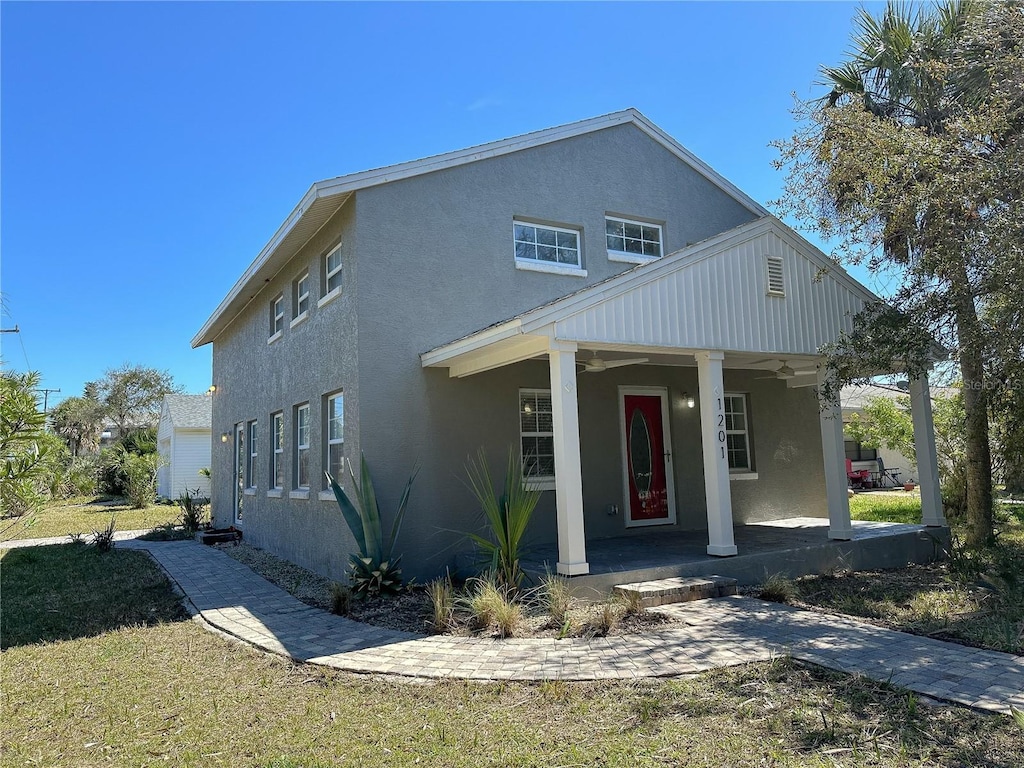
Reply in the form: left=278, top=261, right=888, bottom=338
left=578, top=351, right=650, bottom=373
left=753, top=359, right=809, bottom=380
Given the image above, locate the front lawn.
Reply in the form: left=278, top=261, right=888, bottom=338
left=849, top=492, right=923, bottom=524
left=0, top=496, right=179, bottom=542
left=2, top=542, right=1023, bottom=767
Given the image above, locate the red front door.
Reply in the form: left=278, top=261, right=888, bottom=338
left=623, top=392, right=672, bottom=524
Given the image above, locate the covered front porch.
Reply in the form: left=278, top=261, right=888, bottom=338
left=422, top=218, right=947, bottom=577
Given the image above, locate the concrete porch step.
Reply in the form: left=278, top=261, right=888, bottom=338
left=614, top=575, right=738, bottom=608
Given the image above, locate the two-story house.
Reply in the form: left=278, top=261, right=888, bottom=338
left=193, top=109, right=946, bottom=583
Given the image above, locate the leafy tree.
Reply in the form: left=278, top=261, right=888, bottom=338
left=49, top=394, right=106, bottom=456
left=0, top=371, right=49, bottom=517
left=94, top=364, right=180, bottom=437
left=773, top=1, right=1023, bottom=547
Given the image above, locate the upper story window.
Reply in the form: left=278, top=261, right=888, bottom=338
left=324, top=391, right=344, bottom=488
left=246, top=420, right=258, bottom=489
left=724, top=394, right=753, bottom=472
left=513, top=221, right=584, bottom=276
left=294, top=402, right=310, bottom=490
left=271, top=411, right=284, bottom=490
left=292, top=271, right=310, bottom=323
left=323, top=244, right=343, bottom=296
left=520, top=388, right=555, bottom=487
left=270, top=295, right=284, bottom=341
left=606, top=217, right=662, bottom=263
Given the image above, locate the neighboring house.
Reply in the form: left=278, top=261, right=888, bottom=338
left=156, top=394, right=212, bottom=499
left=841, top=384, right=917, bottom=486
left=192, top=109, right=946, bottom=583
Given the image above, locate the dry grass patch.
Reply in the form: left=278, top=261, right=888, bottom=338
left=0, top=496, right=178, bottom=541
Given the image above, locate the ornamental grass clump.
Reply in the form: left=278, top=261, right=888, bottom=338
left=427, top=574, right=455, bottom=633
left=464, top=448, right=541, bottom=592
left=541, top=571, right=573, bottom=626
left=464, top=575, right=523, bottom=638
left=326, top=453, right=418, bottom=600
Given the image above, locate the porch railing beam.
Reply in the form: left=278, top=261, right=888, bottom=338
left=910, top=373, right=946, bottom=527
left=817, top=367, right=854, bottom=540
left=696, top=350, right=738, bottom=556
left=548, top=341, right=590, bottom=576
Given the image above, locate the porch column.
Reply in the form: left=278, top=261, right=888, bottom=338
left=910, top=373, right=946, bottom=527
left=817, top=367, right=854, bottom=540
left=696, top=350, right=737, bottom=556
left=548, top=341, right=589, bottom=576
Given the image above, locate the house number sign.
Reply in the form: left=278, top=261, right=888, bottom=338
left=716, top=397, right=727, bottom=461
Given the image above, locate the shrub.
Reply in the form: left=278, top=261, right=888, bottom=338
left=330, top=583, right=352, bottom=616
left=541, top=571, right=573, bottom=625
left=120, top=452, right=160, bottom=509
left=584, top=599, right=621, bottom=637
left=427, top=575, right=455, bottom=633
left=176, top=488, right=209, bottom=533
left=325, top=453, right=419, bottom=600
left=91, top=517, right=116, bottom=551
left=464, top=576, right=522, bottom=637
left=464, top=448, right=541, bottom=592
left=759, top=572, right=797, bottom=603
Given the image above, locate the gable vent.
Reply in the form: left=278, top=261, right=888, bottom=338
left=766, top=256, right=785, bottom=296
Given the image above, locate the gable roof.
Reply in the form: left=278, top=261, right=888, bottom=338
left=162, top=394, right=212, bottom=430
left=192, top=108, right=770, bottom=348
left=422, top=217, right=882, bottom=377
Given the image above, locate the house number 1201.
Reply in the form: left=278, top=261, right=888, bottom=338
left=717, top=398, right=726, bottom=459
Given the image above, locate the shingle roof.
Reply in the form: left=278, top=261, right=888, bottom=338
left=164, top=394, right=212, bottom=429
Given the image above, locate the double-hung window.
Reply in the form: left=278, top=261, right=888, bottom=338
left=606, top=217, right=662, bottom=263
left=293, top=271, right=310, bottom=322
left=246, top=420, right=257, bottom=489
left=270, top=295, right=284, bottom=340
left=324, top=391, right=344, bottom=487
left=294, top=403, right=310, bottom=490
left=324, top=244, right=343, bottom=296
left=271, top=412, right=284, bottom=490
left=724, top=394, right=753, bottom=472
left=513, top=221, right=582, bottom=273
left=519, top=389, right=555, bottom=486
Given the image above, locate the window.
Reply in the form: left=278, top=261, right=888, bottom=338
left=324, top=391, right=344, bottom=487
left=606, top=217, right=662, bottom=262
left=270, top=295, right=284, bottom=339
left=724, top=394, right=752, bottom=472
left=844, top=440, right=878, bottom=462
left=294, top=403, right=310, bottom=489
left=766, top=256, right=785, bottom=296
left=271, top=412, right=284, bottom=490
left=246, top=420, right=257, bottom=489
left=293, top=271, right=310, bottom=320
left=520, top=389, right=555, bottom=481
left=514, top=221, right=580, bottom=269
left=323, top=244, right=343, bottom=296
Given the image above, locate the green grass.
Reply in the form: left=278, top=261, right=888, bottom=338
left=849, top=492, right=923, bottom=524
left=3, top=541, right=1023, bottom=766
left=794, top=500, right=1024, bottom=653
left=0, top=496, right=179, bottom=541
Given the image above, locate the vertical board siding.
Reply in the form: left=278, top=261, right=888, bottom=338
left=170, top=430, right=212, bottom=498
left=554, top=232, right=866, bottom=355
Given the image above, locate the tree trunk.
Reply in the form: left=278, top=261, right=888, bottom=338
left=952, top=276, right=994, bottom=547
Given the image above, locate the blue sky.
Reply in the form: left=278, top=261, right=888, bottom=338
left=1, top=1, right=881, bottom=408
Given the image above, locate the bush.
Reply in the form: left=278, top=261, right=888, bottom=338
left=176, top=488, right=209, bottom=533
left=121, top=452, right=160, bottom=509
left=759, top=573, right=797, bottom=603
left=463, top=575, right=522, bottom=637
left=330, top=583, right=352, bottom=616
left=91, top=517, right=116, bottom=551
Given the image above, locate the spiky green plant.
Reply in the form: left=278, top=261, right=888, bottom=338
left=465, top=448, right=541, bottom=591
left=325, top=453, right=418, bottom=599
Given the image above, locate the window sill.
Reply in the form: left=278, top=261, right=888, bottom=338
left=290, top=312, right=309, bottom=329
left=729, top=472, right=759, bottom=481
left=318, top=490, right=336, bottom=502
left=317, top=287, right=342, bottom=308
left=290, top=489, right=310, bottom=500
left=608, top=251, right=659, bottom=265
left=515, top=259, right=587, bottom=278
left=243, top=488, right=256, bottom=496
left=267, top=489, right=283, bottom=498
left=267, top=331, right=283, bottom=345
left=766, top=291, right=786, bottom=298
left=524, top=478, right=556, bottom=492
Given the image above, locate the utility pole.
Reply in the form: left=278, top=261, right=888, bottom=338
left=37, top=388, right=61, bottom=413
left=0, top=325, right=19, bottom=333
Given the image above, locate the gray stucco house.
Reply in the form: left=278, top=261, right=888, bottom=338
left=193, top=109, right=946, bottom=583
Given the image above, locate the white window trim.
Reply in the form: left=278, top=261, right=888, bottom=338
left=323, top=242, right=343, bottom=296
left=725, top=393, right=753, bottom=473
left=605, top=216, right=663, bottom=264
left=293, top=271, right=310, bottom=319
left=246, top=420, right=258, bottom=490
left=267, top=330, right=283, bottom=345
left=519, top=387, right=555, bottom=489
left=270, top=295, right=285, bottom=339
left=324, top=391, right=344, bottom=490
left=318, top=489, right=337, bottom=501
left=267, top=489, right=283, bottom=499
left=317, top=286, right=343, bottom=308
left=243, top=488, right=257, bottom=496
left=271, top=412, right=284, bottom=491
left=289, top=312, right=308, bottom=329
left=294, top=403, right=310, bottom=490
left=289, top=489, right=310, bottom=500
left=513, top=220, right=584, bottom=273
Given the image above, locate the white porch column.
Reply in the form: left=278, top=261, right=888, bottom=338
left=817, top=367, right=854, bottom=540
left=910, top=373, right=946, bottom=527
left=696, top=350, right=737, bottom=556
left=548, top=341, right=589, bottom=576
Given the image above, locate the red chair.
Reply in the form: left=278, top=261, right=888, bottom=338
left=846, top=458, right=871, bottom=489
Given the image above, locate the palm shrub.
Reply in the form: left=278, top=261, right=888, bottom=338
left=465, top=448, right=541, bottom=592
left=120, top=451, right=160, bottom=509
left=325, top=453, right=419, bottom=599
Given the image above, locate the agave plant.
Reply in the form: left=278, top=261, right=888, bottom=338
left=326, top=453, right=418, bottom=599
left=465, top=447, right=541, bottom=592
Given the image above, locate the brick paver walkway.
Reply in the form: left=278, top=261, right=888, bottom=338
left=5, top=535, right=1022, bottom=714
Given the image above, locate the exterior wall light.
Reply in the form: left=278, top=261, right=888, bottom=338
left=684, top=392, right=695, bottom=409
left=207, top=385, right=217, bottom=395
left=220, top=433, right=229, bottom=443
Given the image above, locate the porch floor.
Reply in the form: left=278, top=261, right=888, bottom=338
left=522, top=517, right=947, bottom=596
